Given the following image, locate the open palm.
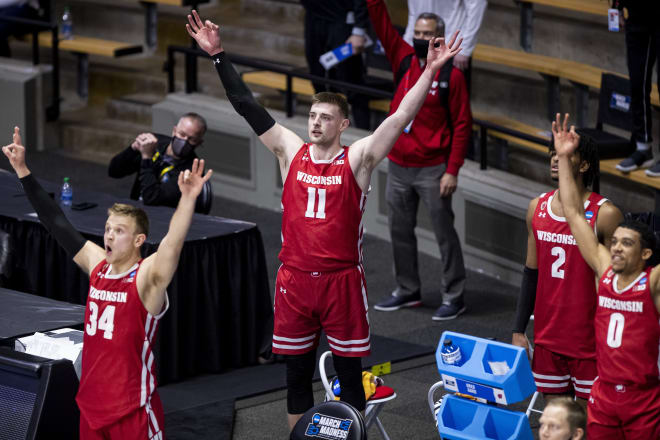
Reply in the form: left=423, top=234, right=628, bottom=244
left=178, top=158, right=213, bottom=199
left=186, top=10, right=223, bottom=56
left=427, top=31, right=463, bottom=73
left=552, top=113, right=580, bottom=157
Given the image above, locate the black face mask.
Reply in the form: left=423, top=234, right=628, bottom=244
left=171, top=136, right=195, bottom=158
left=413, top=38, right=429, bottom=59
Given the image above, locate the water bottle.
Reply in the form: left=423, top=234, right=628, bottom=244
left=61, top=177, right=73, bottom=207
left=441, top=338, right=463, bottom=366
left=61, top=6, right=73, bottom=40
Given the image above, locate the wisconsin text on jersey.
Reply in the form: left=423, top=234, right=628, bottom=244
left=296, top=171, right=343, bottom=186
left=88, top=286, right=128, bottom=303
left=598, top=295, right=644, bottom=313
left=535, top=230, right=577, bottom=246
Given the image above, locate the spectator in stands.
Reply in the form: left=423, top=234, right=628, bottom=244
left=402, top=0, right=487, bottom=91
left=614, top=1, right=660, bottom=176
left=367, top=0, right=472, bottom=320
left=539, top=397, right=586, bottom=440
left=0, top=0, right=40, bottom=58
left=300, top=0, right=370, bottom=130
left=108, top=113, right=212, bottom=213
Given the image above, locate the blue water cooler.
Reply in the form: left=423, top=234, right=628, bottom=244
left=429, top=331, right=536, bottom=439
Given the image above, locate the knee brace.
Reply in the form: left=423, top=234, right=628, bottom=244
left=333, top=355, right=366, bottom=411
left=285, top=351, right=317, bottom=414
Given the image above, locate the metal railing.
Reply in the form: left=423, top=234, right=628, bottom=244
left=166, top=45, right=393, bottom=118
left=0, top=14, right=60, bottom=120
left=164, top=44, right=574, bottom=184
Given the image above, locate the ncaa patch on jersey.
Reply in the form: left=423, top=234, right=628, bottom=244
left=585, top=211, right=594, bottom=219
left=305, top=413, right=352, bottom=439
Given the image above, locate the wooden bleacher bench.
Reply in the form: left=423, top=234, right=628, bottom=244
left=600, top=159, right=660, bottom=191
left=242, top=70, right=316, bottom=96
left=140, top=0, right=210, bottom=49
left=521, top=0, right=609, bottom=17
left=35, top=32, right=142, bottom=98
left=471, top=111, right=551, bottom=155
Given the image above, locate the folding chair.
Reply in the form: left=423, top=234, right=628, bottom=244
left=525, top=315, right=543, bottom=418
left=319, top=351, right=396, bottom=440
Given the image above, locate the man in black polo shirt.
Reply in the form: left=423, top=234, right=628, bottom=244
left=108, top=112, right=212, bottom=213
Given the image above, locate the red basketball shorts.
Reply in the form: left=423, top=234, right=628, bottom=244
left=80, top=392, right=164, bottom=440
left=588, top=379, right=660, bottom=440
left=531, top=344, right=597, bottom=399
left=272, top=264, right=371, bottom=357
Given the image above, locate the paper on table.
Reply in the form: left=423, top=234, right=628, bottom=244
left=488, top=361, right=510, bottom=376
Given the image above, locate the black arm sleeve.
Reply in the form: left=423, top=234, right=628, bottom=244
left=19, top=174, right=86, bottom=256
left=512, top=266, right=538, bottom=334
left=138, top=159, right=181, bottom=208
left=108, top=146, right=141, bottom=178
left=211, top=52, right=276, bottom=136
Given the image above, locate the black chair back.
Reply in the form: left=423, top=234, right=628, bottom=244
left=0, top=229, right=14, bottom=287
left=195, top=180, right=213, bottom=215
left=597, top=73, right=633, bottom=132
left=290, top=401, right=366, bottom=440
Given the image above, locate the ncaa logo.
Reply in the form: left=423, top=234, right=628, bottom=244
left=585, top=211, right=594, bottom=219
left=640, top=277, right=648, bottom=285
left=312, top=414, right=321, bottom=424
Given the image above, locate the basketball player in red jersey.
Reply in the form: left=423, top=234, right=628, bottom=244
left=512, top=127, right=622, bottom=408
left=2, top=127, right=212, bottom=439
left=555, top=113, right=660, bottom=439
left=185, top=10, right=462, bottom=430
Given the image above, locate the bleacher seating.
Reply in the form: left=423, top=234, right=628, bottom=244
left=34, top=32, right=142, bottom=98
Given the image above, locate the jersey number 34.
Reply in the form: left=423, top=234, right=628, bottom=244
left=86, top=301, right=115, bottom=340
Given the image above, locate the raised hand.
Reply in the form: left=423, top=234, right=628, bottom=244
left=426, top=31, right=463, bottom=73
left=551, top=113, right=580, bottom=157
left=186, top=10, right=223, bottom=56
left=1, top=126, right=29, bottom=178
left=178, top=158, right=213, bottom=199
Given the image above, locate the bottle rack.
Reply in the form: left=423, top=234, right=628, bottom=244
left=430, top=331, right=535, bottom=440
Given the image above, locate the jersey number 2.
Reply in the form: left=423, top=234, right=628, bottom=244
left=305, top=187, right=326, bottom=219
left=606, top=312, right=624, bottom=348
left=86, top=301, right=115, bottom=340
left=551, top=247, right=566, bottom=279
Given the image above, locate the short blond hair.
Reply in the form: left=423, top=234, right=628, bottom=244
left=107, top=203, right=149, bottom=236
left=311, top=92, right=349, bottom=119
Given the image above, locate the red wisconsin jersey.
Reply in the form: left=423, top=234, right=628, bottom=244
left=595, top=266, right=660, bottom=385
left=76, top=260, right=168, bottom=430
left=279, top=144, right=367, bottom=272
left=532, top=190, right=607, bottom=358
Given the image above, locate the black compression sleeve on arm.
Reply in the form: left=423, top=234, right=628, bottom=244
left=512, top=266, right=538, bottom=334
left=20, top=174, right=86, bottom=256
left=211, top=52, right=276, bottom=136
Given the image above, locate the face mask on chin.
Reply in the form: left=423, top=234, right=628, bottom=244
left=413, top=38, right=429, bottom=59
left=171, top=136, right=195, bottom=158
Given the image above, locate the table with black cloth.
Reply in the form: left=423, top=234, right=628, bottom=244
left=0, top=170, right=273, bottom=384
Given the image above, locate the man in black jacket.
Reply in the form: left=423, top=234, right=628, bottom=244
left=108, top=113, right=212, bottom=213
left=301, top=0, right=370, bottom=129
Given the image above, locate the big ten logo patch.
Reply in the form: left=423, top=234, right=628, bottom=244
left=305, top=413, right=353, bottom=439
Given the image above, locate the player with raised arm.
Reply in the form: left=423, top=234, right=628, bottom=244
left=185, top=10, right=462, bottom=430
left=512, top=128, right=622, bottom=408
left=2, top=127, right=212, bottom=439
left=554, top=113, right=660, bottom=439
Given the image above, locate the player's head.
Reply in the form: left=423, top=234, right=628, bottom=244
left=171, top=112, right=207, bottom=159
left=549, top=131, right=599, bottom=188
left=104, top=203, right=149, bottom=263
left=611, top=219, right=656, bottom=274
left=413, top=13, right=445, bottom=59
left=308, top=92, right=350, bottom=147
left=539, top=397, right=586, bottom=440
